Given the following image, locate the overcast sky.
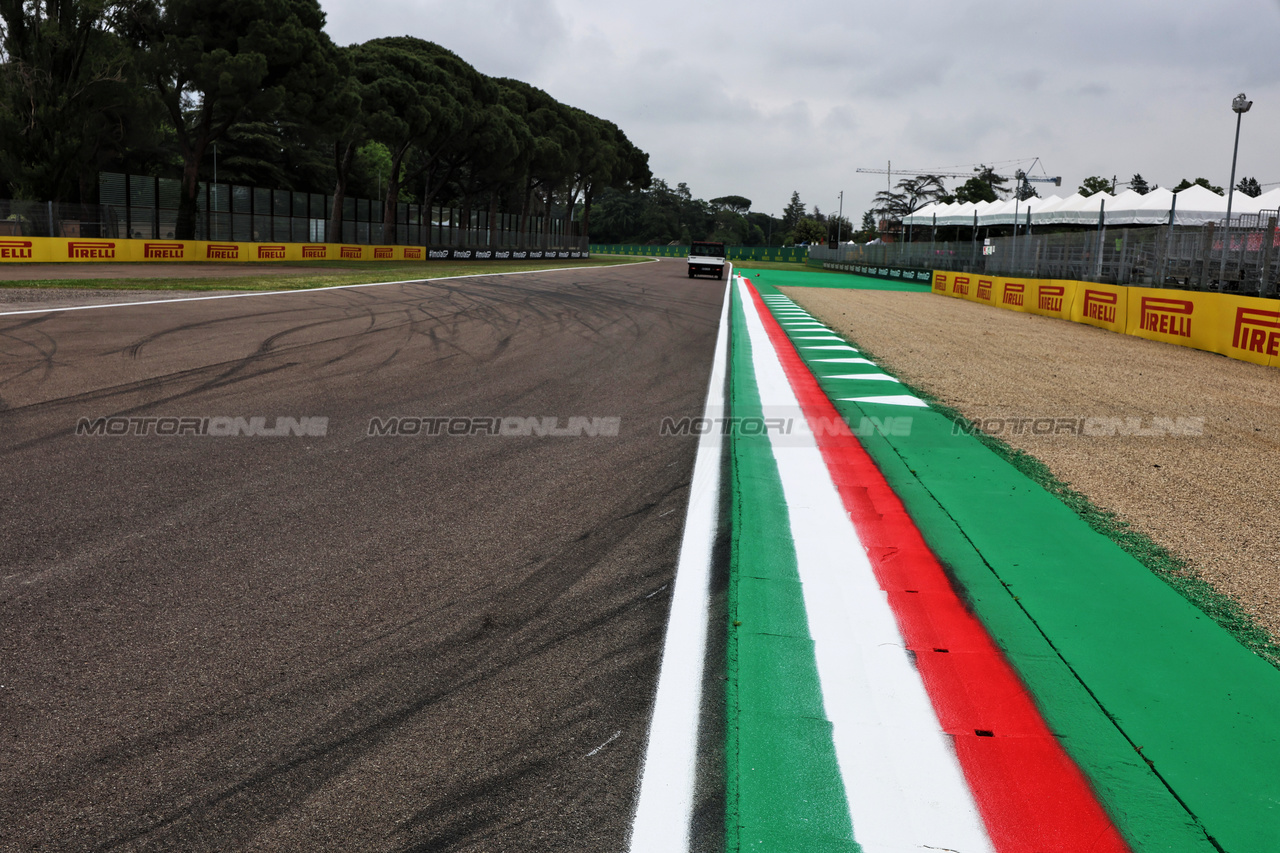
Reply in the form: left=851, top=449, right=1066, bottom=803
left=321, top=0, right=1280, bottom=220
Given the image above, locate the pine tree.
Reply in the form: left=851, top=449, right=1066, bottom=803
left=781, top=191, right=805, bottom=231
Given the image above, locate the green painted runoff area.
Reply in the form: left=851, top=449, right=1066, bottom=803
left=725, top=283, right=859, bottom=851
left=741, top=266, right=1280, bottom=852
left=738, top=268, right=930, bottom=292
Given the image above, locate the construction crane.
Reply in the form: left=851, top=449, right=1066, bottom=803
left=857, top=159, right=1062, bottom=191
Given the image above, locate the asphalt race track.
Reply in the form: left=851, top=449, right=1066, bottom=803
left=0, top=259, right=723, bottom=851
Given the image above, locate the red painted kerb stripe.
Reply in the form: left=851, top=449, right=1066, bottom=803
left=745, top=281, right=1130, bottom=853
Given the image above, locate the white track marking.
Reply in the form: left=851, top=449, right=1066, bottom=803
left=0, top=260, right=643, bottom=317
left=586, top=731, right=623, bottom=758
left=739, top=277, right=993, bottom=853
left=628, top=270, right=732, bottom=853
left=838, top=395, right=928, bottom=407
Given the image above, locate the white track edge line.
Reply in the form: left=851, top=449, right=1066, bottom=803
left=627, top=266, right=732, bottom=853
left=0, top=259, right=649, bottom=317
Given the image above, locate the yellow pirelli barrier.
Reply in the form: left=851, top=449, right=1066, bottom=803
left=993, top=278, right=1028, bottom=312
left=1221, top=296, right=1280, bottom=367
left=1071, top=282, right=1128, bottom=334
left=1125, top=288, right=1220, bottom=353
left=0, top=236, right=430, bottom=264
left=932, top=269, right=1280, bottom=369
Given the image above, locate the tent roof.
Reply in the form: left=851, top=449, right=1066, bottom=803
left=1253, top=187, right=1280, bottom=210
left=1105, top=187, right=1178, bottom=226
left=903, top=201, right=945, bottom=225
left=892, top=186, right=1280, bottom=230
left=1039, top=192, right=1087, bottom=225
left=1167, top=185, right=1228, bottom=226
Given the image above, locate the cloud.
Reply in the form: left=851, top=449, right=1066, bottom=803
left=320, top=0, right=1280, bottom=216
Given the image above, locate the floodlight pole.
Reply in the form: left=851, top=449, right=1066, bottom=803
left=1219, top=92, right=1252, bottom=289
left=837, top=190, right=844, bottom=248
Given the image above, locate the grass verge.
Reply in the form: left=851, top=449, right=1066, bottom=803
left=0, top=256, right=646, bottom=293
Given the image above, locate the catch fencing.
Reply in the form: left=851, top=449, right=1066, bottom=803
left=0, top=172, right=587, bottom=251
left=813, top=215, right=1280, bottom=298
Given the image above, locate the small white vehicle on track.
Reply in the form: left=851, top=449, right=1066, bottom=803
left=687, top=241, right=726, bottom=279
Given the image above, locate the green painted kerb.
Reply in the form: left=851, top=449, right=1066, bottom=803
left=725, top=281, right=858, bottom=852
left=762, top=277, right=1280, bottom=852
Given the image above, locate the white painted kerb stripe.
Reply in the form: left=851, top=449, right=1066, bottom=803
left=628, top=269, right=732, bottom=853
left=738, top=278, right=993, bottom=853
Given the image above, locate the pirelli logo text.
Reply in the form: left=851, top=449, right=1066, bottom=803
left=257, top=245, right=286, bottom=260
left=373, top=247, right=393, bottom=259
left=302, top=245, right=326, bottom=258
left=1139, top=297, right=1193, bottom=338
left=1232, top=306, right=1280, bottom=356
left=952, top=276, right=971, bottom=296
left=1002, top=282, right=1025, bottom=307
left=404, top=247, right=422, bottom=260
left=68, top=241, right=116, bottom=259
left=340, top=246, right=362, bottom=259
left=933, top=273, right=948, bottom=293
left=1083, top=289, right=1119, bottom=324
left=0, top=239, right=34, bottom=259
left=976, top=279, right=993, bottom=301
left=207, top=243, right=239, bottom=260
left=143, top=242, right=184, bottom=259
left=1038, top=285, right=1066, bottom=312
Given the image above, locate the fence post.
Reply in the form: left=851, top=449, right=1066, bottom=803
left=1119, top=228, right=1129, bottom=283
left=1197, top=223, right=1215, bottom=290
left=1236, top=220, right=1249, bottom=290
left=1093, top=198, right=1106, bottom=281
left=1160, top=192, right=1178, bottom=285
left=1260, top=216, right=1278, bottom=297
left=1154, top=225, right=1167, bottom=285
left=970, top=211, right=978, bottom=271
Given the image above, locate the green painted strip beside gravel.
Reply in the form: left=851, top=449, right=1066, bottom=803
left=737, top=267, right=931, bottom=292
left=725, top=281, right=859, bottom=853
left=748, top=271, right=1273, bottom=851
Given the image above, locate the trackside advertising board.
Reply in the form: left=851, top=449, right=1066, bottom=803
left=589, top=244, right=808, bottom=263
left=931, top=270, right=1280, bottom=368
left=815, top=260, right=933, bottom=284
left=0, top=237, right=586, bottom=264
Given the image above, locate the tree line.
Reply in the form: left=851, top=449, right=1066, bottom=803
left=0, top=0, right=652, bottom=242
left=590, top=184, right=855, bottom=247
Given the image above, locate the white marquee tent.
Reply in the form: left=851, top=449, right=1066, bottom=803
left=901, top=184, right=1280, bottom=229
